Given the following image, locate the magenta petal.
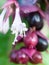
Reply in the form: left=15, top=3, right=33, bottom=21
left=20, top=5, right=45, bottom=18
left=36, top=31, right=49, bottom=40
left=20, top=5, right=38, bottom=13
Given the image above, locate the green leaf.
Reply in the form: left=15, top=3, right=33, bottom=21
left=0, top=0, right=6, bottom=7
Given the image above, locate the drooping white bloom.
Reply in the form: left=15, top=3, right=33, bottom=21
left=0, top=8, right=9, bottom=34
left=11, top=8, right=28, bottom=36
left=0, top=8, right=6, bottom=32
left=2, top=18, right=9, bottom=34
left=11, top=7, right=28, bottom=45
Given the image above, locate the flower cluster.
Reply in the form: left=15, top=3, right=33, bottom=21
left=0, top=0, right=49, bottom=65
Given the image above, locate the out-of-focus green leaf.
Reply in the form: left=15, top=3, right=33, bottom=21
left=0, top=0, right=6, bottom=7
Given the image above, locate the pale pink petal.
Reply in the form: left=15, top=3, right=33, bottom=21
left=2, top=0, right=19, bottom=9
left=14, top=1, right=19, bottom=8
left=3, top=7, right=13, bottom=23
left=2, top=1, right=15, bottom=9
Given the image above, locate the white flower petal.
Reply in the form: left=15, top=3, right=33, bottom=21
left=11, top=8, right=22, bottom=32
left=0, top=20, right=3, bottom=32
left=0, top=8, right=7, bottom=21
left=0, top=8, right=7, bottom=33
left=11, top=7, right=28, bottom=43
left=2, top=18, right=9, bottom=34
left=12, top=34, right=18, bottom=45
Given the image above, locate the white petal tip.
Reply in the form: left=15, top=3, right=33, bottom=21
left=12, top=42, right=15, bottom=45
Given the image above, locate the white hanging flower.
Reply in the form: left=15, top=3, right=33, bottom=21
left=11, top=8, right=28, bottom=37
left=0, top=8, right=6, bottom=32
left=11, top=7, right=28, bottom=45
left=0, top=8, right=9, bottom=34
left=2, top=18, right=9, bottom=34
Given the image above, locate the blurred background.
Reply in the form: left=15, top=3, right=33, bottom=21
left=0, top=0, right=49, bottom=65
